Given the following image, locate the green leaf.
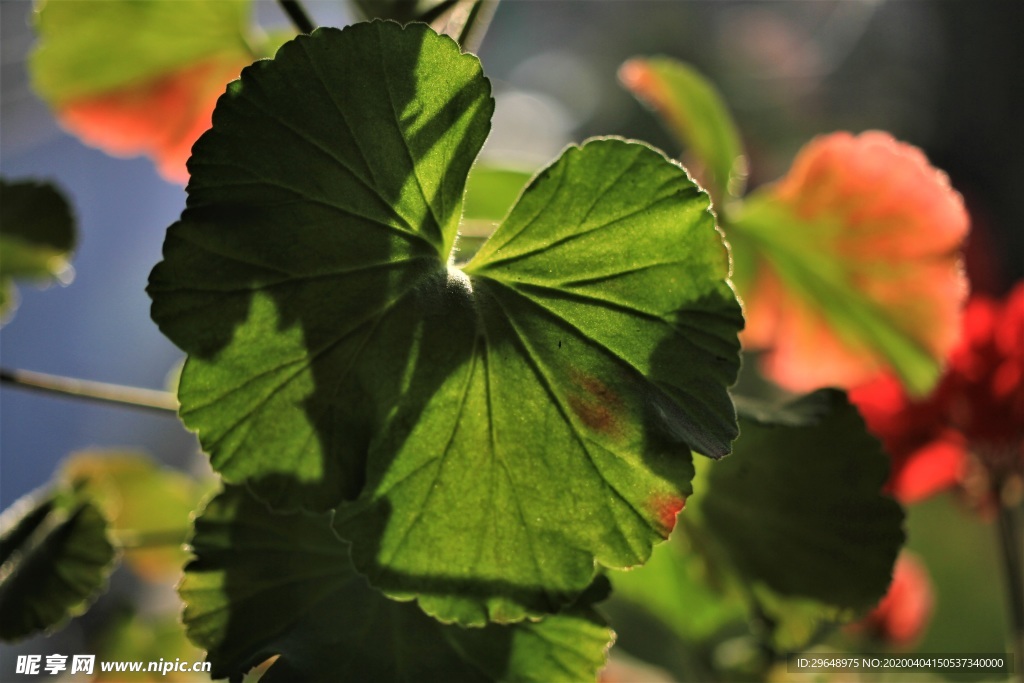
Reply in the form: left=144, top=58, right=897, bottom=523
left=608, top=519, right=746, bottom=644
left=0, top=494, right=116, bottom=642
left=93, top=610, right=206, bottom=682
left=455, top=164, right=533, bottom=262
left=148, top=22, right=742, bottom=625
left=59, top=450, right=207, bottom=582
left=181, top=486, right=613, bottom=683
left=0, top=178, right=76, bottom=321
left=619, top=57, right=746, bottom=206
left=693, top=390, right=904, bottom=609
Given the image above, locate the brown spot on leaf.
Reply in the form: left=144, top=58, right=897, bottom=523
left=567, top=371, right=625, bottom=438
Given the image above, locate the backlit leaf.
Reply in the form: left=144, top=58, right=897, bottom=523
left=730, top=131, right=969, bottom=395
left=181, top=486, right=613, bottom=683
left=30, top=0, right=287, bottom=183
left=619, top=57, right=746, bottom=206
left=0, top=178, right=76, bottom=322
left=148, top=22, right=742, bottom=625
left=0, top=494, right=116, bottom=641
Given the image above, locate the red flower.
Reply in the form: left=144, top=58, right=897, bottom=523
left=850, top=551, right=934, bottom=648
left=850, top=282, right=1024, bottom=504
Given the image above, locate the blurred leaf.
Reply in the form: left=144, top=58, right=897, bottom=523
left=694, top=389, right=904, bottom=609
left=608, top=392, right=902, bottom=664
left=30, top=0, right=290, bottom=183
left=461, top=164, right=533, bottom=228
left=0, top=178, right=76, bottom=322
left=181, top=486, right=613, bottom=683
left=456, top=164, right=533, bottom=261
left=148, top=23, right=742, bottom=625
left=750, top=587, right=848, bottom=653
left=730, top=131, right=968, bottom=395
left=59, top=450, right=206, bottom=582
left=619, top=57, right=746, bottom=206
left=94, top=609, right=207, bottom=682
left=0, top=494, right=116, bottom=641
left=609, top=521, right=746, bottom=643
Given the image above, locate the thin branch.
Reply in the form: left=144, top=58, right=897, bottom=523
left=278, top=0, right=316, bottom=34
left=0, top=367, right=178, bottom=415
left=459, top=0, right=500, bottom=54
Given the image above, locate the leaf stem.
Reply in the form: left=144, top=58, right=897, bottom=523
left=277, top=0, right=316, bottom=34
left=0, top=366, right=178, bottom=415
left=995, top=486, right=1024, bottom=682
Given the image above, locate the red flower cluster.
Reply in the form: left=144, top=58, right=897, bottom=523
left=850, top=282, right=1024, bottom=504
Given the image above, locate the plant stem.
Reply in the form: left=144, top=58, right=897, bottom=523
left=0, top=366, right=178, bottom=415
left=278, top=0, right=316, bottom=34
left=996, top=491, right=1024, bottom=681
left=459, top=0, right=500, bottom=54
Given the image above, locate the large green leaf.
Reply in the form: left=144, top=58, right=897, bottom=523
left=693, top=390, right=904, bottom=609
left=181, top=487, right=613, bottom=683
left=149, top=22, right=742, bottom=624
left=619, top=57, right=746, bottom=207
left=0, top=178, right=76, bottom=321
left=0, top=494, right=116, bottom=641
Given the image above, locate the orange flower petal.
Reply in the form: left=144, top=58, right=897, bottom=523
left=736, top=131, right=969, bottom=394
left=57, top=58, right=246, bottom=184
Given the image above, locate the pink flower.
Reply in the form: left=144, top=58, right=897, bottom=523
left=738, top=131, right=969, bottom=394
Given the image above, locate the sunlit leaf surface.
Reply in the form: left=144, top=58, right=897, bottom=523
left=149, top=22, right=742, bottom=624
